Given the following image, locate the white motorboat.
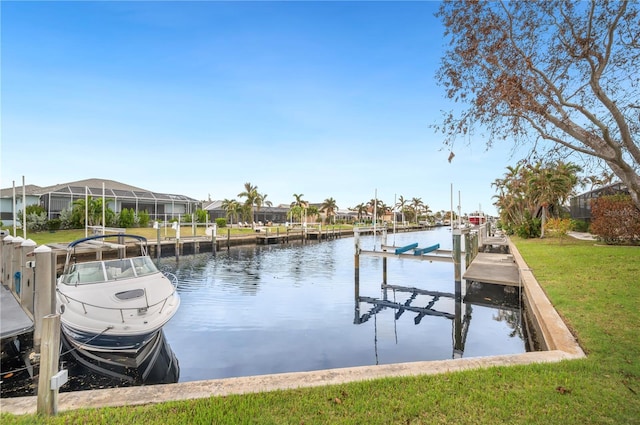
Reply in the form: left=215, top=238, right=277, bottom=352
left=56, top=234, right=180, bottom=382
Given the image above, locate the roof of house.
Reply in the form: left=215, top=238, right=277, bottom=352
left=0, top=184, right=43, bottom=198
left=0, top=178, right=199, bottom=202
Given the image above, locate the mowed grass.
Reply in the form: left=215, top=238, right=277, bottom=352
left=2, top=237, right=639, bottom=424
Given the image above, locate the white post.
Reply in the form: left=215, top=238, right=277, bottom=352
left=37, top=314, right=62, bottom=416
left=34, top=245, right=54, bottom=351
left=22, top=176, right=27, bottom=240
left=85, top=186, right=88, bottom=238
left=11, top=236, right=24, bottom=296
left=19, top=239, right=37, bottom=314
left=102, top=182, right=106, bottom=234
left=2, top=235, right=15, bottom=290
left=12, top=180, right=16, bottom=237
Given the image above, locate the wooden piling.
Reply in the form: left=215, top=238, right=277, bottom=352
left=453, top=229, right=462, bottom=283
left=37, top=314, right=62, bottom=416
left=11, top=236, right=24, bottom=294
left=20, top=239, right=37, bottom=315
left=33, top=245, right=54, bottom=351
left=156, top=225, right=161, bottom=259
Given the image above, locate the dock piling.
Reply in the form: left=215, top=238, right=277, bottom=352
left=33, top=245, right=55, bottom=351
left=37, top=314, right=62, bottom=416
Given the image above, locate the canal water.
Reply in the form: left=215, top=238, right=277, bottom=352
left=160, top=226, right=526, bottom=383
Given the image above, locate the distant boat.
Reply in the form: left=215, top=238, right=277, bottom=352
left=56, top=234, right=180, bottom=383
left=468, top=212, right=487, bottom=226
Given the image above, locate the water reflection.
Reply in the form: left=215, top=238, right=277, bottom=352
left=354, top=279, right=524, bottom=363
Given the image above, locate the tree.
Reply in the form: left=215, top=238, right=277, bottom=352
left=290, top=193, right=307, bottom=223
left=492, top=161, right=582, bottom=237
left=352, top=203, right=368, bottom=222
left=526, top=161, right=581, bottom=237
left=238, top=182, right=259, bottom=227
left=320, top=197, right=338, bottom=224
left=255, top=192, right=272, bottom=223
left=367, top=198, right=384, bottom=221
left=396, top=195, right=408, bottom=225
left=221, top=198, right=240, bottom=226
left=410, top=197, right=424, bottom=224
left=436, top=1, right=640, bottom=210
left=71, top=196, right=112, bottom=228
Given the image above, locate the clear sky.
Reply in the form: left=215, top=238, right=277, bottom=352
left=1, top=1, right=525, bottom=216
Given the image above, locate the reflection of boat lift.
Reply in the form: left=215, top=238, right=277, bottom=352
left=354, top=282, right=472, bottom=360
left=352, top=228, right=523, bottom=360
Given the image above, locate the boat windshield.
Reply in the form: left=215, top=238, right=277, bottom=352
left=61, top=257, right=159, bottom=285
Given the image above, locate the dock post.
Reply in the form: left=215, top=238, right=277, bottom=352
left=473, top=231, right=479, bottom=259
left=156, top=223, right=161, bottom=259
left=453, top=228, right=462, bottom=283
left=227, top=228, right=231, bottom=250
left=453, top=278, right=463, bottom=358
left=211, top=223, right=218, bottom=257
left=34, top=245, right=54, bottom=351
left=11, top=236, right=25, bottom=295
left=2, top=235, right=15, bottom=290
left=2, top=235, right=13, bottom=290
left=20, top=239, right=37, bottom=315
left=354, top=229, right=360, bottom=299
left=464, top=232, right=471, bottom=268
left=37, top=314, right=62, bottom=416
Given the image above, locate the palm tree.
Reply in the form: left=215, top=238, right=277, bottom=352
left=238, top=182, right=259, bottom=227
left=254, top=192, right=272, bottom=223
left=291, top=193, right=306, bottom=208
left=221, top=198, right=240, bottom=226
left=396, top=195, right=408, bottom=225
left=352, top=203, right=368, bottom=222
left=526, top=161, right=581, bottom=237
left=320, top=197, right=338, bottom=224
left=367, top=198, right=384, bottom=221
left=290, top=193, right=307, bottom=223
left=410, top=197, right=424, bottom=225
left=72, top=196, right=111, bottom=227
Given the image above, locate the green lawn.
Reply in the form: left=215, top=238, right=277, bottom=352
left=6, top=224, right=356, bottom=246
left=2, top=237, right=639, bottom=424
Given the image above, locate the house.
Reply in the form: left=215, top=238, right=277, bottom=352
left=203, top=201, right=290, bottom=225
left=0, top=178, right=200, bottom=226
left=569, top=182, right=629, bottom=223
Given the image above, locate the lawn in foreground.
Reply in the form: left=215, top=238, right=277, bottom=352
left=2, top=237, right=639, bottom=424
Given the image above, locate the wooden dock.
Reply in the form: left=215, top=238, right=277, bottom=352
left=256, top=234, right=290, bottom=244
left=463, top=252, right=519, bottom=286
left=1, top=284, right=33, bottom=339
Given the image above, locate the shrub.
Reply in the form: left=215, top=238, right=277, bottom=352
left=137, top=210, right=150, bottom=228
left=570, top=219, right=590, bottom=232
left=58, top=209, right=74, bottom=229
left=545, top=218, right=572, bottom=241
left=25, top=204, right=46, bottom=215
left=47, top=218, right=61, bottom=232
left=215, top=218, right=227, bottom=228
left=514, top=213, right=541, bottom=239
left=26, top=212, right=48, bottom=232
left=590, top=195, right=640, bottom=244
left=195, top=209, right=209, bottom=223
left=118, top=208, right=135, bottom=228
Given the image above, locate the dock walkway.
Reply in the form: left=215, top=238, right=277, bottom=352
left=462, top=252, right=519, bottom=286
left=1, top=285, right=33, bottom=339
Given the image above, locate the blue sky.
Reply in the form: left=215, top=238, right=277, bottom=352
left=1, top=1, right=524, bottom=216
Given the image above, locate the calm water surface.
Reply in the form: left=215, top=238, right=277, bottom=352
left=161, top=227, right=525, bottom=382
